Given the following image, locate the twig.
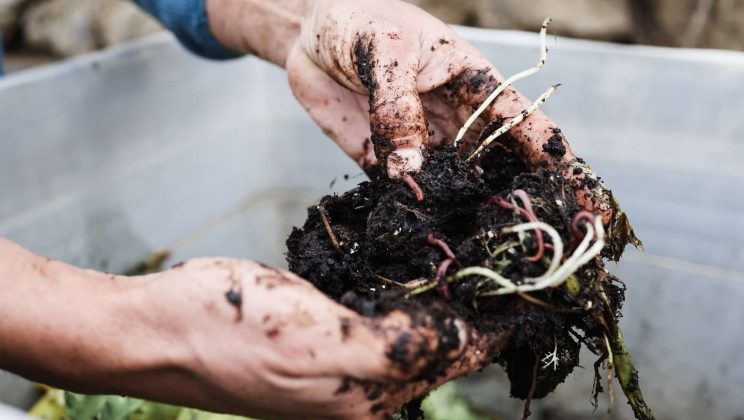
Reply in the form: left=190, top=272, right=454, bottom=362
left=455, top=18, right=552, bottom=147
left=466, top=84, right=560, bottom=162
left=318, top=202, right=341, bottom=252
left=516, top=291, right=580, bottom=314
left=522, top=352, right=540, bottom=420
left=373, top=274, right=407, bottom=287
left=374, top=274, right=429, bottom=290
left=517, top=290, right=553, bottom=308
left=604, top=334, right=615, bottom=415
left=592, top=352, right=608, bottom=411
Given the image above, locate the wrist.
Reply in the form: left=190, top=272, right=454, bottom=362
left=0, top=242, right=120, bottom=389
left=0, top=240, right=190, bottom=396
left=206, top=0, right=311, bottom=66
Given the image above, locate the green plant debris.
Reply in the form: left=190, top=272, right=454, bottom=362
left=421, top=383, right=495, bottom=420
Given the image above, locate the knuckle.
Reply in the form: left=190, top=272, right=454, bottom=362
left=370, top=121, right=426, bottom=141
left=370, top=94, right=425, bottom=129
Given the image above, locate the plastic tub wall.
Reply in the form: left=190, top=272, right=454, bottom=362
left=1, top=28, right=743, bottom=419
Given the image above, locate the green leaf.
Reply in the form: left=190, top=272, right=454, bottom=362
left=64, top=393, right=107, bottom=420
left=422, top=383, right=493, bottom=420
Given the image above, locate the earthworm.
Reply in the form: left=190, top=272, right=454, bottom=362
left=513, top=189, right=545, bottom=262
left=434, top=258, right=454, bottom=300
left=402, top=174, right=424, bottom=202
left=571, top=211, right=597, bottom=240
left=489, top=190, right=545, bottom=262
left=568, top=211, right=598, bottom=257
left=426, top=233, right=457, bottom=261
left=427, top=233, right=458, bottom=299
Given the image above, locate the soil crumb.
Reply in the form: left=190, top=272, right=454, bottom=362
left=287, top=143, right=648, bottom=418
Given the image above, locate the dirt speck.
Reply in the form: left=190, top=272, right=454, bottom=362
left=225, top=288, right=243, bottom=321
left=340, top=317, right=352, bottom=340
left=542, top=134, right=567, bottom=157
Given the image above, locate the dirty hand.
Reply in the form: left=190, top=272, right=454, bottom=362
left=129, top=258, right=504, bottom=418
left=0, top=239, right=503, bottom=419
left=286, top=0, right=582, bottom=179
left=207, top=0, right=609, bottom=218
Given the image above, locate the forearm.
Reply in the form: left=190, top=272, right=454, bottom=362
left=0, top=241, right=284, bottom=413
left=206, top=0, right=310, bottom=66
left=0, top=239, right=183, bottom=396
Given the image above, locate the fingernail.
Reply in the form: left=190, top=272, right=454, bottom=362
left=386, top=148, right=423, bottom=178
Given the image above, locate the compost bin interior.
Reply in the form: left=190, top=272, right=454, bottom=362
left=2, top=30, right=744, bottom=419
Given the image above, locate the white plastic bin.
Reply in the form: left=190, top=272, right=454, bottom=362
left=1, top=28, right=743, bottom=419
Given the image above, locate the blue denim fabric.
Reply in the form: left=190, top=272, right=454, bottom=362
left=132, top=0, right=242, bottom=59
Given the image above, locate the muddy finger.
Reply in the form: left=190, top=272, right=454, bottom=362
left=352, top=32, right=428, bottom=178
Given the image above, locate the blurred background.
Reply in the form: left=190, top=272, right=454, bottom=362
left=1, top=0, right=744, bottom=72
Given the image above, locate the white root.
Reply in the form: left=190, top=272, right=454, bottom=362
left=503, top=221, right=563, bottom=282
left=466, top=84, right=560, bottom=162
left=569, top=216, right=606, bottom=269
left=523, top=221, right=595, bottom=290
left=541, top=339, right=559, bottom=371
left=451, top=266, right=518, bottom=292
left=454, top=17, right=552, bottom=148
left=459, top=216, right=605, bottom=297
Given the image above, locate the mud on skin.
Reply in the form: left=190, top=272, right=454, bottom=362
left=287, top=143, right=638, bottom=413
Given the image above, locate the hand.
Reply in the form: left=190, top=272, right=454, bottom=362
left=0, top=239, right=505, bottom=419
left=207, top=0, right=613, bottom=222
left=287, top=0, right=577, bottom=178
left=126, top=258, right=505, bottom=419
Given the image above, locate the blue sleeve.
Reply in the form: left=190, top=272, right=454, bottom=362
left=132, top=0, right=242, bottom=60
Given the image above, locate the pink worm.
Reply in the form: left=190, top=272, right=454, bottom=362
left=426, top=233, right=457, bottom=261
left=566, top=210, right=598, bottom=259
left=489, top=190, right=545, bottom=262
left=426, top=234, right=458, bottom=300
left=571, top=210, right=597, bottom=240
left=402, top=174, right=424, bottom=202
left=435, top=258, right=454, bottom=300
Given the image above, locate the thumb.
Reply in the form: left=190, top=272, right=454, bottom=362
left=353, top=34, right=428, bottom=178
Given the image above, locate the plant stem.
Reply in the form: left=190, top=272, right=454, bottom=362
left=598, top=291, right=655, bottom=420
left=454, top=18, right=552, bottom=147
left=466, top=85, right=560, bottom=162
